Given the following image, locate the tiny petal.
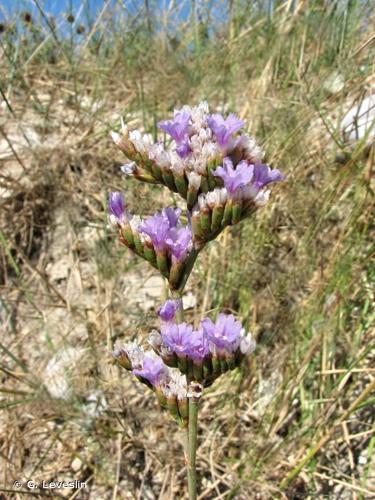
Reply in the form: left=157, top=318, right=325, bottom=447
left=253, top=189, right=271, bottom=206
left=208, top=113, right=244, bottom=148
left=176, top=138, right=191, bottom=158
left=165, top=226, right=192, bottom=261
left=108, top=192, right=128, bottom=224
left=240, top=335, right=256, bottom=354
left=213, top=158, right=253, bottom=195
left=121, top=162, right=136, bottom=175
left=187, top=171, right=202, bottom=190
left=161, top=207, right=182, bottom=228
left=158, top=299, right=182, bottom=322
left=158, top=111, right=191, bottom=144
left=252, top=163, right=284, bottom=189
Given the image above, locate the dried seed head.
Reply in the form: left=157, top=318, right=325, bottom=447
left=21, top=11, right=33, bottom=24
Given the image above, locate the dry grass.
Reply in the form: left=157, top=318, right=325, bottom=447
left=0, top=1, right=374, bottom=499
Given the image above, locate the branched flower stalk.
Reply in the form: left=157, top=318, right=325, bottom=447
left=109, top=102, right=284, bottom=499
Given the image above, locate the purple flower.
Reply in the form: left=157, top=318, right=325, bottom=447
left=132, top=354, right=168, bottom=386
left=161, top=323, right=209, bottom=361
left=165, top=226, right=192, bottom=261
left=252, top=163, right=284, bottom=189
left=158, top=111, right=191, bottom=144
left=201, top=314, right=242, bottom=352
left=185, top=327, right=209, bottom=361
left=207, top=113, right=244, bottom=148
left=138, top=207, right=192, bottom=256
left=158, top=299, right=182, bottom=322
left=161, top=207, right=181, bottom=228
left=139, top=213, right=171, bottom=250
left=161, top=322, right=193, bottom=354
left=109, top=192, right=128, bottom=224
left=176, top=137, right=191, bottom=158
left=213, top=158, right=253, bottom=195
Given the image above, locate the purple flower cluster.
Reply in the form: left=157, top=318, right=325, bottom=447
left=113, top=342, right=191, bottom=424
left=213, top=157, right=284, bottom=198
left=139, top=207, right=192, bottom=262
left=158, top=106, right=245, bottom=160
left=150, top=299, right=256, bottom=383
left=160, top=313, right=253, bottom=361
left=108, top=196, right=193, bottom=264
left=161, top=323, right=208, bottom=362
left=111, top=103, right=285, bottom=234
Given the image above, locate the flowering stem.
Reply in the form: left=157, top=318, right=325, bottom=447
left=187, top=397, right=199, bottom=500
left=171, top=288, right=199, bottom=499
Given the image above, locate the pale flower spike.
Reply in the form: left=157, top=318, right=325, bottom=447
left=108, top=102, right=285, bottom=499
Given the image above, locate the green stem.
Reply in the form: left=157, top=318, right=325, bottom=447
left=171, top=275, right=199, bottom=500
left=177, top=248, right=199, bottom=293
left=187, top=397, right=199, bottom=500
left=171, top=289, right=184, bottom=322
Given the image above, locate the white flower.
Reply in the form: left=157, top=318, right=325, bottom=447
left=254, top=189, right=271, bottom=206
left=187, top=171, right=201, bottom=190
left=121, top=162, right=136, bottom=175
left=129, top=130, right=153, bottom=154
left=197, top=193, right=208, bottom=211
left=130, top=215, right=142, bottom=231
left=170, top=152, right=185, bottom=175
left=123, top=341, right=145, bottom=367
left=148, top=143, right=170, bottom=168
left=240, top=335, right=256, bottom=354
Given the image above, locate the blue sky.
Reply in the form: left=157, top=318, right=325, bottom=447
left=0, top=0, right=194, bottom=23
left=0, top=0, right=218, bottom=39
left=1, top=1, right=115, bottom=20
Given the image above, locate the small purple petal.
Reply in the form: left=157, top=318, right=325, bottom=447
left=161, top=207, right=181, bottom=228
left=132, top=354, right=168, bottom=386
left=208, top=113, right=244, bottom=148
left=165, top=226, right=192, bottom=261
left=213, top=158, right=253, bottom=195
left=158, top=299, right=182, bottom=322
left=176, top=137, right=191, bottom=158
left=108, top=192, right=128, bottom=224
left=252, top=163, right=285, bottom=189
left=109, top=192, right=125, bottom=218
left=158, top=111, right=191, bottom=144
left=185, top=327, right=209, bottom=361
